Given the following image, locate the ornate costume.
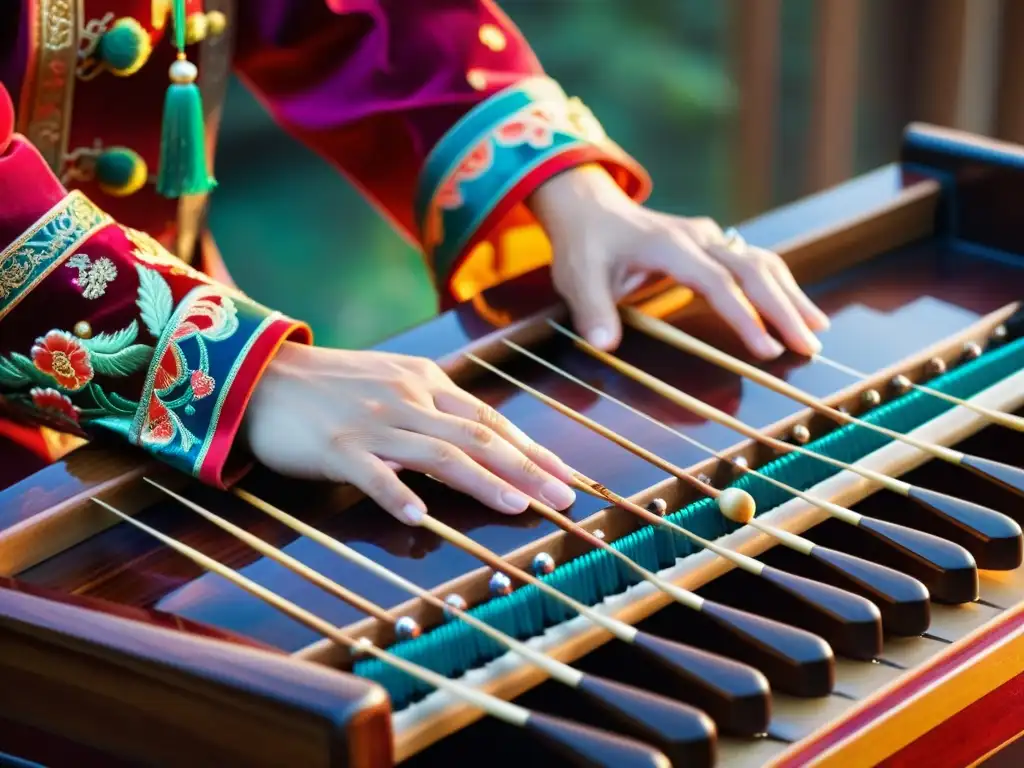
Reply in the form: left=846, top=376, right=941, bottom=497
left=0, top=0, right=649, bottom=487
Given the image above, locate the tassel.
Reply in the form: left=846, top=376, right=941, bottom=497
left=156, top=0, right=216, bottom=198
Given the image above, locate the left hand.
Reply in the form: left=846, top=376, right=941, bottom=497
left=528, top=165, right=830, bottom=358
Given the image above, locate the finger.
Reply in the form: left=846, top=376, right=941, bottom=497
left=760, top=251, right=830, bottom=331
left=433, top=388, right=576, bottom=485
left=707, top=245, right=821, bottom=356
left=639, top=231, right=785, bottom=359
left=323, top=449, right=426, bottom=525
left=552, top=248, right=620, bottom=350
left=376, top=430, right=535, bottom=515
left=396, top=401, right=576, bottom=509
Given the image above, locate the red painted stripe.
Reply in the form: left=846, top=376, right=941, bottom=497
left=775, top=606, right=1024, bottom=766
left=878, top=672, right=1024, bottom=768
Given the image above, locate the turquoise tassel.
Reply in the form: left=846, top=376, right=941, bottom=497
left=155, top=0, right=216, bottom=198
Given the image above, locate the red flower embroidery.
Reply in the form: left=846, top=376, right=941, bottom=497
left=190, top=371, right=215, bottom=399
left=29, top=387, right=80, bottom=424
left=435, top=178, right=462, bottom=210
left=31, top=331, right=93, bottom=391
left=495, top=107, right=556, bottom=149
left=456, top=141, right=493, bottom=180
left=142, top=398, right=175, bottom=446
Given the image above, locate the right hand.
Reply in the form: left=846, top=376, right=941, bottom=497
left=243, top=343, right=577, bottom=525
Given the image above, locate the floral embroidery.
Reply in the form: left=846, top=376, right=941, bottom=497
left=66, top=253, right=118, bottom=299
left=122, top=225, right=211, bottom=283
left=30, top=387, right=80, bottom=425
left=0, top=192, right=111, bottom=317
left=190, top=370, right=215, bottom=399
left=494, top=106, right=557, bottom=149
left=31, top=331, right=94, bottom=390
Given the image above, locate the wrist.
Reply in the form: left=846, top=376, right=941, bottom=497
left=527, top=163, right=627, bottom=237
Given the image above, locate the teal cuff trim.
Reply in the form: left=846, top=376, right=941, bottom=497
left=415, top=76, right=645, bottom=284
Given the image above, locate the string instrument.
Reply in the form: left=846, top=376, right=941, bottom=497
left=2, top=122, right=1024, bottom=767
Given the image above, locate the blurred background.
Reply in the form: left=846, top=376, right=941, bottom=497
left=209, top=0, right=1023, bottom=350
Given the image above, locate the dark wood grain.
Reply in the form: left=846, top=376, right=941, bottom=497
left=0, top=585, right=392, bottom=767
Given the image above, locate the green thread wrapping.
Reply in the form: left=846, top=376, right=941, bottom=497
left=355, top=338, right=1024, bottom=708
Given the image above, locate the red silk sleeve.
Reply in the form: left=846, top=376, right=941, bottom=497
left=233, top=2, right=650, bottom=302
left=0, top=82, right=311, bottom=487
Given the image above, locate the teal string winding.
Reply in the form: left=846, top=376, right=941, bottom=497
left=354, top=338, right=1024, bottom=709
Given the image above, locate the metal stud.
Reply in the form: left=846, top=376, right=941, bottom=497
left=731, top=455, right=750, bottom=477
left=791, top=424, right=811, bottom=444
left=992, top=324, right=1008, bottom=342
left=489, top=571, right=513, bottom=597
left=925, top=357, right=947, bottom=377
left=532, top=552, right=556, bottom=575
left=861, top=389, right=881, bottom=408
left=395, top=616, right=422, bottom=640
left=593, top=529, right=606, bottom=541
left=962, top=341, right=983, bottom=360
left=890, top=374, right=912, bottom=394
left=443, top=593, right=468, bottom=619
left=647, top=498, right=668, bottom=516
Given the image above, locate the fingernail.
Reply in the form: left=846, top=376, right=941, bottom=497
left=803, top=333, right=823, bottom=356
left=813, top=311, right=831, bottom=331
left=588, top=327, right=613, bottom=349
left=541, top=481, right=577, bottom=510
left=500, top=491, right=530, bottom=513
left=758, top=336, right=786, bottom=358
left=401, top=503, right=425, bottom=525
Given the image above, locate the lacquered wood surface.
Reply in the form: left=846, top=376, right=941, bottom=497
left=13, top=236, right=1024, bottom=652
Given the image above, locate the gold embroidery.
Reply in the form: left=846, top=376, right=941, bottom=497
left=0, top=191, right=111, bottom=320
left=18, top=0, right=80, bottom=174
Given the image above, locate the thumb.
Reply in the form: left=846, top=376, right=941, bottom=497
left=553, top=249, right=620, bottom=350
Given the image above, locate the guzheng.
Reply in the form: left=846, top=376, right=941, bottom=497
left=1, top=122, right=1024, bottom=768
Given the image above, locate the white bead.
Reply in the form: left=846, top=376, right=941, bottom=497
left=169, top=59, right=198, bottom=84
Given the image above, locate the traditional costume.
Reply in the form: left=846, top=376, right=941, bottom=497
left=0, top=0, right=649, bottom=488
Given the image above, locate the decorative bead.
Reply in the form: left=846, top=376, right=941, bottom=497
left=962, top=341, right=983, bottom=360
left=73, top=321, right=92, bottom=339
left=791, top=424, right=811, bottom=444
left=96, top=18, right=152, bottom=76
left=394, top=616, right=421, bottom=640
left=466, top=68, right=487, bottom=90
left=96, top=147, right=148, bottom=197
left=169, top=59, right=198, bottom=85
left=890, top=374, right=912, bottom=394
left=206, top=11, right=228, bottom=36
left=861, top=389, right=881, bottom=408
left=185, top=13, right=209, bottom=44
left=992, top=324, right=1008, bottom=342
left=532, top=552, right=556, bottom=575
left=593, top=529, right=606, bottom=541
left=443, top=593, right=468, bottom=619
left=647, top=498, right=668, bottom=516
left=731, top=455, right=750, bottom=476
left=925, top=357, right=947, bottom=377
left=478, top=24, right=507, bottom=51
left=489, top=571, right=513, bottom=597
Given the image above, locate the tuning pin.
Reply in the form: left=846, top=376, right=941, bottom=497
left=489, top=571, right=513, bottom=597
left=791, top=424, right=811, bottom=445
left=861, top=389, right=881, bottom=408
left=443, top=593, right=468, bottom=619
left=992, top=324, right=1008, bottom=343
left=962, top=341, right=983, bottom=360
left=890, top=374, right=912, bottom=395
left=731, top=455, right=750, bottom=477
left=395, top=616, right=422, bottom=640
left=647, top=498, right=669, bottom=516
left=925, top=357, right=947, bottom=377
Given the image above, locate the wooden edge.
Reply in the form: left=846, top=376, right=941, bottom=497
left=0, top=585, right=393, bottom=768
left=772, top=605, right=1024, bottom=766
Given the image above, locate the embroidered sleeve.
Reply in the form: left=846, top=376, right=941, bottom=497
left=0, top=173, right=310, bottom=487
left=415, top=77, right=650, bottom=304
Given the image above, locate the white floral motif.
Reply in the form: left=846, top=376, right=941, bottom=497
left=66, top=254, right=118, bottom=299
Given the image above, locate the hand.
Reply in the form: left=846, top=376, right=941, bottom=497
left=528, top=165, right=830, bottom=357
left=242, top=343, right=576, bottom=525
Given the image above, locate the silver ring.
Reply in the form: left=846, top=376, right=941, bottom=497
left=722, top=227, right=747, bottom=253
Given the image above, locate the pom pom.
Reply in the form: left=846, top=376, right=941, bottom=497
left=185, top=13, right=208, bottom=44
left=96, top=147, right=148, bottom=197
left=96, top=18, right=152, bottom=76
